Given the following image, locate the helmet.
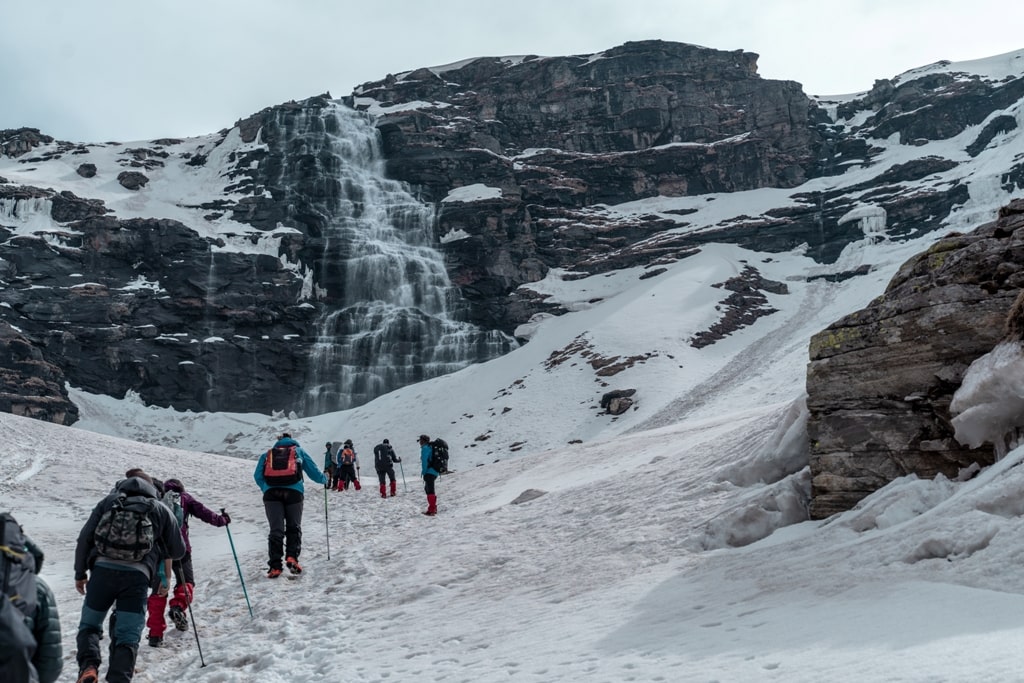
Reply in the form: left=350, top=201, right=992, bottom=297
left=344, top=439, right=353, bottom=446
left=325, top=441, right=332, bottom=447
left=383, top=438, right=389, bottom=445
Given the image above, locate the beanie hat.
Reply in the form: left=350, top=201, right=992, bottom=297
left=383, top=439, right=389, bottom=445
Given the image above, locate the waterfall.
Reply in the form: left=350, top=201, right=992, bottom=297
left=267, top=103, right=515, bottom=415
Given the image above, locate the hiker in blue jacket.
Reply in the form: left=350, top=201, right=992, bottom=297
left=254, top=433, right=327, bottom=578
left=419, top=434, right=439, bottom=516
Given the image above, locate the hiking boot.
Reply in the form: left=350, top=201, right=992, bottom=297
left=286, top=556, right=303, bottom=574
left=77, top=666, right=99, bottom=683
left=148, top=635, right=163, bottom=648
left=267, top=567, right=283, bottom=579
left=169, top=605, right=188, bottom=632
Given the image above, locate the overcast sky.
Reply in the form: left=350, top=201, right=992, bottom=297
left=3, top=0, right=1023, bottom=143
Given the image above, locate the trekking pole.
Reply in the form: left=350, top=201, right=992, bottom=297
left=172, top=563, right=206, bottom=668
left=398, top=459, right=408, bottom=493
left=323, top=485, right=331, bottom=560
left=222, top=509, right=253, bottom=619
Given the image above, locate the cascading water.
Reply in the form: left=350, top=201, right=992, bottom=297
left=267, top=102, right=515, bottom=415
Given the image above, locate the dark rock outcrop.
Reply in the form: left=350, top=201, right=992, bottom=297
left=806, top=199, right=1024, bottom=518
left=0, top=322, right=77, bottom=425
left=117, top=171, right=149, bottom=190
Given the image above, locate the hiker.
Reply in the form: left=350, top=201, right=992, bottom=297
left=1, top=513, right=63, bottom=683
left=74, top=471, right=185, bottom=683
left=419, top=434, right=439, bottom=515
left=323, top=441, right=337, bottom=490
left=336, top=439, right=361, bottom=491
left=145, top=478, right=229, bottom=647
left=373, top=438, right=401, bottom=498
left=23, top=533, right=62, bottom=683
left=254, top=433, right=327, bottom=578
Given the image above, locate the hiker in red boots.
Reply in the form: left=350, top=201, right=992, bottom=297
left=145, top=478, right=229, bottom=647
left=419, top=434, right=439, bottom=515
left=373, top=438, right=401, bottom=497
left=336, top=439, right=361, bottom=491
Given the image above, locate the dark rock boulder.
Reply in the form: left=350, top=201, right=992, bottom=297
left=0, top=322, right=77, bottom=425
left=117, top=171, right=149, bottom=190
left=1, top=128, right=54, bottom=158
left=806, top=198, right=1024, bottom=518
left=601, top=388, right=637, bottom=415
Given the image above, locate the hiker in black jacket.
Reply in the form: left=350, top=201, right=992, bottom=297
left=373, top=438, right=401, bottom=498
left=73, top=471, right=185, bottom=683
left=0, top=514, right=62, bottom=683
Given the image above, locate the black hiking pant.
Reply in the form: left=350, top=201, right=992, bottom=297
left=262, top=487, right=304, bottom=570
left=77, top=564, right=149, bottom=682
left=338, top=463, right=359, bottom=489
left=376, top=465, right=396, bottom=485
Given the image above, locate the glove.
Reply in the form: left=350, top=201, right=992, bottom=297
left=395, top=457, right=401, bottom=463
left=221, top=511, right=231, bottom=525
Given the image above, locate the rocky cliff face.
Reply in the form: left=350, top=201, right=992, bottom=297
left=351, top=40, right=833, bottom=330
left=348, top=40, right=990, bottom=333
left=806, top=200, right=1024, bottom=518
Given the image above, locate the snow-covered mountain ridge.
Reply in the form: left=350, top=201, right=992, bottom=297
left=0, top=41, right=1022, bottom=479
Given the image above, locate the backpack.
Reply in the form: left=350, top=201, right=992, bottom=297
left=427, top=439, right=450, bottom=474
left=264, top=444, right=302, bottom=485
left=0, top=512, right=37, bottom=620
left=161, top=489, right=184, bottom=526
left=94, top=494, right=157, bottom=562
left=340, top=447, right=356, bottom=465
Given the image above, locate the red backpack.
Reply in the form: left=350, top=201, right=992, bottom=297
left=263, top=445, right=302, bottom=485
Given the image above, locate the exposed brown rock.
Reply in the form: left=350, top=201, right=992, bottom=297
left=806, top=198, right=1024, bottom=518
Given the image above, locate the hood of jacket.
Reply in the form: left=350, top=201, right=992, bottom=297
left=115, top=475, right=159, bottom=499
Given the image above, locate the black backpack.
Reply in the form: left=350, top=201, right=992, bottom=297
left=427, top=439, right=450, bottom=474
left=264, top=445, right=302, bottom=485
left=94, top=494, right=157, bottom=562
left=0, top=512, right=37, bottom=620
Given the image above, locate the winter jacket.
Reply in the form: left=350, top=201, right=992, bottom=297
left=323, top=446, right=334, bottom=470
left=373, top=443, right=400, bottom=470
left=74, top=476, right=186, bottom=581
left=0, top=597, right=36, bottom=683
left=421, top=443, right=438, bottom=477
left=254, top=437, right=328, bottom=494
left=162, top=480, right=228, bottom=554
left=30, top=576, right=61, bottom=683
left=19, top=534, right=61, bottom=683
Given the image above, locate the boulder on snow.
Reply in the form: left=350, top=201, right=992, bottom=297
left=511, top=489, right=547, bottom=505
